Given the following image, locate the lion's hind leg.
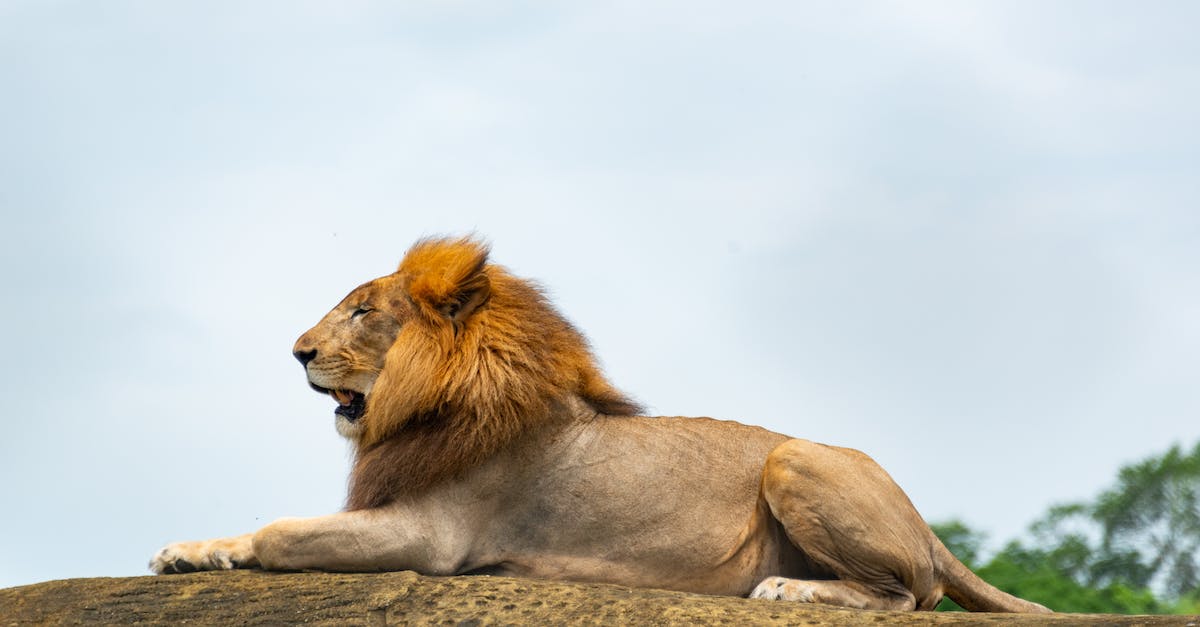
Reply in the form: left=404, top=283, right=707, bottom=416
left=756, top=438, right=944, bottom=611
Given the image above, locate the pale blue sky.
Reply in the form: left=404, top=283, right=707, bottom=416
left=1, top=1, right=1198, bottom=589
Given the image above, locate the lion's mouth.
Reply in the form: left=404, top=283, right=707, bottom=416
left=312, top=385, right=367, bottom=422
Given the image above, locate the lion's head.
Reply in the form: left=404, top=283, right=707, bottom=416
left=293, top=236, right=641, bottom=508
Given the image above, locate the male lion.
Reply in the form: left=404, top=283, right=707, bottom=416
left=151, top=236, right=1048, bottom=613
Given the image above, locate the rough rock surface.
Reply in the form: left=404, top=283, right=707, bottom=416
left=2, top=570, right=1196, bottom=626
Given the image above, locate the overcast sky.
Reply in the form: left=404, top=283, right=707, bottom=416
left=2, top=1, right=1198, bottom=590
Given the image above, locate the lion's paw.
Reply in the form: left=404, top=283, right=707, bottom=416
left=750, top=576, right=817, bottom=602
left=149, top=536, right=256, bottom=574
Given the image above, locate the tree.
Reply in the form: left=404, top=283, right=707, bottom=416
left=1031, top=441, right=1200, bottom=599
left=932, top=440, right=1200, bottom=614
left=1091, top=441, right=1200, bottom=597
left=933, top=520, right=1166, bottom=613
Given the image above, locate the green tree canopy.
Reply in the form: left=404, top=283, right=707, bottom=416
left=932, top=440, right=1200, bottom=614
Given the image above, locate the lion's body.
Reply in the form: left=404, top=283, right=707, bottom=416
left=151, top=237, right=1049, bottom=613
left=255, top=409, right=796, bottom=595
left=421, top=410, right=797, bottom=596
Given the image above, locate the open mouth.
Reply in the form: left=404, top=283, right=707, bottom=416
left=312, top=384, right=366, bottom=422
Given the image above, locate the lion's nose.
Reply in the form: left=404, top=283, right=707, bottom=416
left=294, top=349, right=317, bottom=367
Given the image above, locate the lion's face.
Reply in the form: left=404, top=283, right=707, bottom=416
left=291, top=237, right=638, bottom=504
left=293, top=275, right=408, bottom=440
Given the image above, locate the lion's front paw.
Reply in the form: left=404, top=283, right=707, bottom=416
left=149, top=535, right=257, bottom=574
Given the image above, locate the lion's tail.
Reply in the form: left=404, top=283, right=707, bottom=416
left=935, top=542, right=1052, bottom=613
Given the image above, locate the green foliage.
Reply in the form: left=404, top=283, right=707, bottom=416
left=980, top=541, right=1163, bottom=614
left=932, top=528, right=1168, bottom=613
left=932, top=440, right=1200, bottom=614
left=1093, top=441, right=1200, bottom=596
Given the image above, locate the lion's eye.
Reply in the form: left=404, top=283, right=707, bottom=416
left=351, top=306, right=373, bottom=319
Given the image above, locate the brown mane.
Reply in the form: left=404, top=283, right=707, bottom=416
left=347, top=237, right=641, bottom=510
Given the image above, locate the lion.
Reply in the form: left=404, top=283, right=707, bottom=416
left=150, top=236, right=1049, bottom=613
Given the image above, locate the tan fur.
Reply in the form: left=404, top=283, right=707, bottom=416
left=150, top=236, right=1049, bottom=614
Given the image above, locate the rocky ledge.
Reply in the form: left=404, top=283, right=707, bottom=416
left=1, top=570, right=1195, bottom=625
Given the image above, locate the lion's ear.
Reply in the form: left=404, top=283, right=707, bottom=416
left=401, top=236, right=492, bottom=323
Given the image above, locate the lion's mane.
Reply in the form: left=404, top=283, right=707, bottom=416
left=347, top=237, right=641, bottom=510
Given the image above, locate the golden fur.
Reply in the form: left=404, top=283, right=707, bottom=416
left=150, top=236, right=1049, bottom=614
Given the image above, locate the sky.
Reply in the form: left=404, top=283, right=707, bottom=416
left=1, top=1, right=1198, bottom=590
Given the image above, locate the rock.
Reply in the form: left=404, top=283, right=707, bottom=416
left=0, top=570, right=1193, bottom=626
